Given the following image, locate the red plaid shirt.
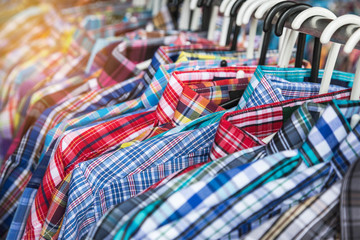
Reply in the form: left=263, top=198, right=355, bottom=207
left=22, top=66, right=257, bottom=239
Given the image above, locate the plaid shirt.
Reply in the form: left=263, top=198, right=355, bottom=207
left=235, top=115, right=360, bottom=240
left=85, top=95, right=355, bottom=240
left=236, top=65, right=355, bottom=110
left=241, top=181, right=342, bottom=240
left=6, top=73, right=102, bottom=161
left=0, top=74, right=147, bottom=238
left=112, top=100, right=360, bottom=240
left=340, top=125, right=360, bottom=239
left=31, top=55, right=278, bottom=240
left=4, top=47, right=252, bottom=240
left=23, top=67, right=257, bottom=240
left=42, top=98, right=291, bottom=240
left=62, top=89, right=354, bottom=240
left=2, top=54, right=91, bottom=160
left=0, top=52, right=67, bottom=158
left=96, top=35, right=186, bottom=88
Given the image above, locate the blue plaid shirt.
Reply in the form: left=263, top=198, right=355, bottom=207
left=113, top=100, right=360, bottom=240
left=61, top=76, right=350, bottom=240
left=237, top=66, right=354, bottom=110
left=241, top=120, right=360, bottom=240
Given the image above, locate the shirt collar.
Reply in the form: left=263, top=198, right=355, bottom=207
left=140, top=48, right=286, bottom=109
left=97, top=36, right=187, bottom=88
left=236, top=66, right=354, bottom=110
left=332, top=117, right=360, bottom=180
left=210, top=103, right=284, bottom=160
left=175, top=49, right=281, bottom=63
left=141, top=59, right=253, bottom=109
left=154, top=66, right=257, bottom=127
left=300, top=100, right=360, bottom=167
left=266, top=102, right=325, bottom=155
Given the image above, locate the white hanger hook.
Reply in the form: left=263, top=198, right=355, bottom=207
left=344, top=27, right=360, bottom=54
left=236, top=0, right=257, bottom=26
left=342, top=22, right=360, bottom=101
left=220, top=0, right=233, bottom=13
left=243, top=0, right=269, bottom=25
left=254, top=0, right=286, bottom=19
left=320, top=14, right=360, bottom=44
left=219, top=0, right=238, bottom=46
left=292, top=7, right=337, bottom=29
left=280, top=7, right=337, bottom=68
left=190, top=0, right=198, bottom=10
left=224, top=0, right=237, bottom=17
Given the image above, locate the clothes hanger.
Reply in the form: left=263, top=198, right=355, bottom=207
left=274, top=3, right=311, bottom=68
left=234, top=0, right=267, bottom=58
left=152, top=0, right=162, bottom=16
left=340, top=17, right=360, bottom=127
left=190, top=0, right=201, bottom=30
left=229, top=0, right=247, bottom=50
left=290, top=7, right=338, bottom=93
left=178, top=0, right=191, bottom=30
left=234, top=0, right=257, bottom=52
left=206, top=0, right=221, bottom=41
left=254, top=0, right=287, bottom=55
left=219, top=0, right=240, bottom=46
left=240, top=0, right=274, bottom=58
left=290, top=7, right=335, bottom=68
left=320, top=14, right=360, bottom=99
left=258, top=1, right=296, bottom=65
left=198, top=0, right=212, bottom=31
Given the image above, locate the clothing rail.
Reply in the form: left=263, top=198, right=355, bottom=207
left=282, top=14, right=360, bottom=50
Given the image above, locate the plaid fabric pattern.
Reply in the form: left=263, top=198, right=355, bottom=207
left=340, top=125, right=360, bottom=239
left=237, top=66, right=355, bottom=110
left=299, top=101, right=360, bottom=167
left=154, top=67, right=255, bottom=127
left=41, top=172, right=72, bottom=240
left=87, top=98, right=354, bottom=240
left=241, top=181, right=341, bottom=240
left=32, top=61, right=280, bottom=240
left=97, top=36, right=187, bottom=88
left=209, top=105, right=282, bottom=160
left=5, top=54, right=272, bottom=240
left=24, top=67, right=255, bottom=240
left=230, top=112, right=360, bottom=240
left=0, top=75, right=146, bottom=237
left=84, top=91, right=355, bottom=240
left=55, top=124, right=218, bottom=240
left=139, top=52, right=280, bottom=109
left=4, top=55, right=94, bottom=161
left=0, top=52, right=81, bottom=161
left=82, top=93, right=345, bottom=239
left=48, top=100, right=295, bottom=240
left=140, top=160, right=331, bottom=240
left=114, top=100, right=359, bottom=240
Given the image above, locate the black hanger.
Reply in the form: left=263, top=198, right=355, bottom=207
left=258, top=1, right=297, bottom=65
left=275, top=3, right=321, bottom=83
left=197, top=0, right=212, bottom=31
left=167, top=0, right=183, bottom=30
left=275, top=3, right=311, bottom=68
left=197, top=0, right=205, bottom=7
left=229, top=0, right=247, bottom=50
left=205, top=0, right=214, bottom=7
